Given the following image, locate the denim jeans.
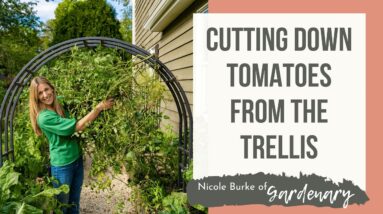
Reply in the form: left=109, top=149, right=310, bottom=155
left=51, top=157, right=84, bottom=214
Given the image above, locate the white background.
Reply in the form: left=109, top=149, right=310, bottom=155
left=193, top=14, right=366, bottom=189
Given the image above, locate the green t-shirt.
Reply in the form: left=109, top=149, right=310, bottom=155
left=37, top=109, right=80, bottom=166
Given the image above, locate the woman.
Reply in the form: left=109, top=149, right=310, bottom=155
left=29, top=76, right=113, bottom=214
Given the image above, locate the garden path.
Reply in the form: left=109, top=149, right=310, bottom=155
left=80, top=154, right=134, bottom=213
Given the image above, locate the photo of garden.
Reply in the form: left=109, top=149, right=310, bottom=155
left=1, top=0, right=207, bottom=213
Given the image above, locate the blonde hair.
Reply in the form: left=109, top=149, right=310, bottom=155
left=29, top=76, right=65, bottom=136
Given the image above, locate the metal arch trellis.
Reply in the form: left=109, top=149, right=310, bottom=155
left=0, top=37, right=193, bottom=188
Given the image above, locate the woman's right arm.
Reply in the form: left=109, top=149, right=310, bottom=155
left=75, top=99, right=114, bottom=132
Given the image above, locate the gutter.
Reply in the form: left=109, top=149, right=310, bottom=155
left=144, top=0, right=195, bottom=32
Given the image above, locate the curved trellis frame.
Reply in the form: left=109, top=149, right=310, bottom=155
left=0, top=37, right=193, bottom=188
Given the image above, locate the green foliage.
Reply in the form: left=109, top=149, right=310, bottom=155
left=13, top=96, right=50, bottom=179
left=51, top=0, right=122, bottom=45
left=40, top=19, right=55, bottom=50
left=14, top=46, right=169, bottom=179
left=0, top=0, right=40, bottom=30
left=127, top=128, right=179, bottom=212
left=183, top=162, right=193, bottom=183
left=0, top=0, right=45, bottom=176
left=12, top=46, right=185, bottom=212
left=159, top=192, right=189, bottom=214
left=0, top=79, right=6, bottom=102
left=119, top=6, right=132, bottom=43
left=0, top=0, right=42, bottom=100
left=0, top=161, right=69, bottom=213
left=191, top=204, right=208, bottom=214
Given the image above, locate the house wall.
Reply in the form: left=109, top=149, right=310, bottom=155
left=134, top=0, right=207, bottom=131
